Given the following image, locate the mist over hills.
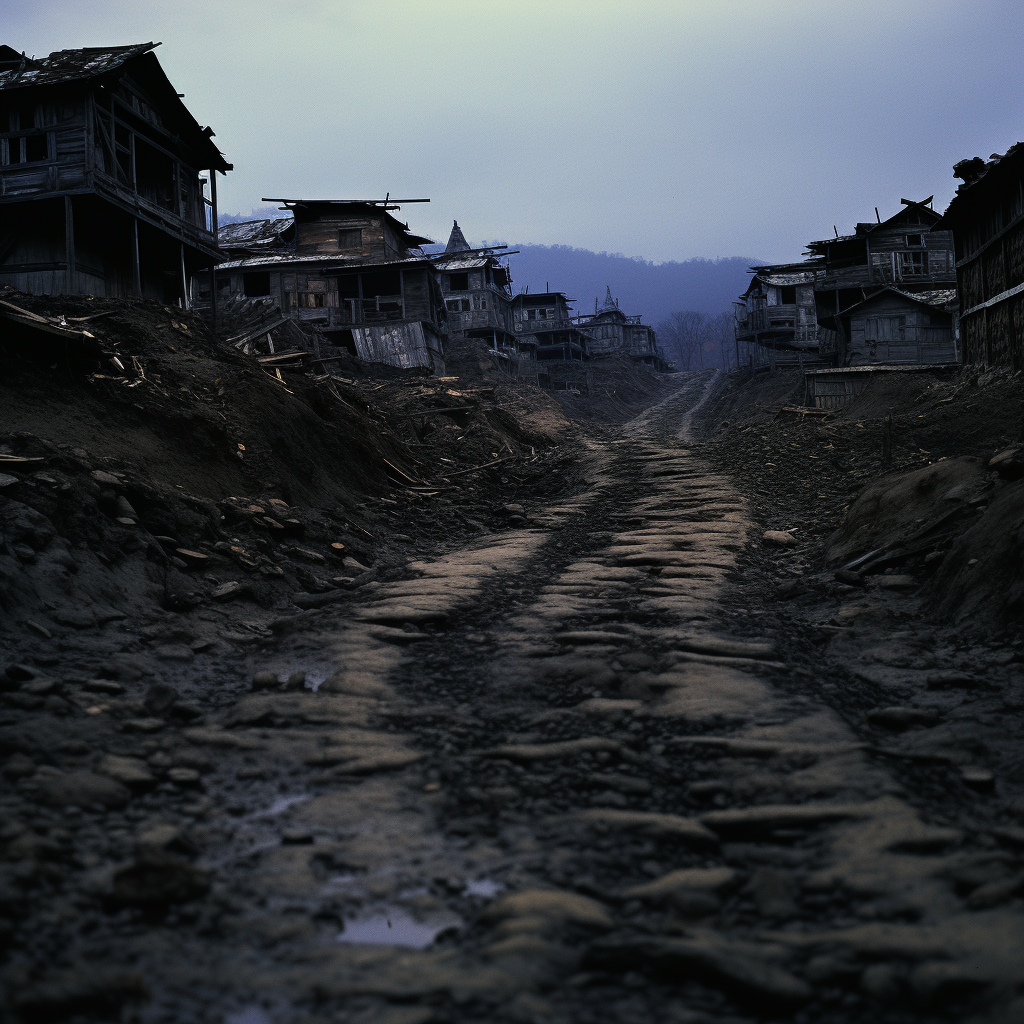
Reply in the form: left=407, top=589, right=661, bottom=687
left=221, top=208, right=759, bottom=325
left=499, top=244, right=760, bottom=324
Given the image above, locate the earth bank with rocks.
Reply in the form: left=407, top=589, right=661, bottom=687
left=2, top=299, right=1024, bottom=1024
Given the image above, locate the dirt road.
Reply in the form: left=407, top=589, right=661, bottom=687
left=4, top=372, right=1024, bottom=1024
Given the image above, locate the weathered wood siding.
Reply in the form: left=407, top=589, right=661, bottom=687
left=844, top=293, right=955, bottom=365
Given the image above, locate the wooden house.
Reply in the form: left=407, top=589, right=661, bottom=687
left=432, top=220, right=518, bottom=351
left=0, top=42, right=229, bottom=304
left=512, top=291, right=589, bottom=362
left=830, top=287, right=958, bottom=366
left=576, top=286, right=665, bottom=367
left=807, top=198, right=957, bottom=362
left=215, top=200, right=447, bottom=374
left=733, top=265, right=824, bottom=368
left=936, top=144, right=1024, bottom=368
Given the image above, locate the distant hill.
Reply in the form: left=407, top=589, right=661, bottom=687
left=501, top=245, right=759, bottom=324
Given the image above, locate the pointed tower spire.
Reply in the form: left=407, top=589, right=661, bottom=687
left=600, top=285, right=617, bottom=312
left=445, top=220, right=471, bottom=253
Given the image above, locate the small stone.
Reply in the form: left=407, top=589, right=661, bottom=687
left=281, top=830, right=313, bottom=845
left=167, top=767, right=201, bottom=786
left=174, top=548, right=209, bottom=567
left=21, top=677, right=57, bottom=696
left=83, top=679, right=124, bottom=695
left=121, top=718, right=166, bottom=733
left=484, top=889, right=614, bottom=930
left=960, top=766, right=994, bottom=790
left=5, top=663, right=36, bottom=682
left=877, top=575, right=916, bottom=590
left=144, top=682, right=179, bottom=714
left=90, top=470, right=122, bottom=486
left=211, top=581, right=245, bottom=601
left=252, top=671, right=279, bottom=690
left=35, top=770, right=131, bottom=809
left=0, top=473, right=18, bottom=489
left=763, top=530, right=797, bottom=547
left=284, top=670, right=306, bottom=690
left=98, top=755, right=157, bottom=789
left=111, top=850, right=210, bottom=908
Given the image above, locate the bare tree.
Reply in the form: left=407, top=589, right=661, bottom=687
left=656, top=310, right=707, bottom=370
left=705, top=310, right=736, bottom=371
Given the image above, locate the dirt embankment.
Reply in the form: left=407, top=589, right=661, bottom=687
left=695, top=365, right=1024, bottom=635
left=0, top=293, right=586, bottom=639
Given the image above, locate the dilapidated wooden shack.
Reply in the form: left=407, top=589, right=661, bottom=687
left=808, top=198, right=957, bottom=363
left=830, top=286, right=958, bottom=365
left=512, top=291, right=589, bottom=362
left=0, top=42, right=229, bottom=303
left=432, top=221, right=518, bottom=353
left=216, top=200, right=447, bottom=374
left=733, top=265, right=824, bottom=368
left=576, top=287, right=665, bottom=367
left=937, top=144, right=1024, bottom=368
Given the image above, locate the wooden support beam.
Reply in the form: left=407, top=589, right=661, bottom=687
left=131, top=217, right=141, bottom=295
left=64, top=195, right=76, bottom=295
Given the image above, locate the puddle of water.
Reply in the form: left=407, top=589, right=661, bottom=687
left=337, top=910, right=452, bottom=949
left=464, top=879, right=503, bottom=898
left=224, top=1007, right=273, bottom=1024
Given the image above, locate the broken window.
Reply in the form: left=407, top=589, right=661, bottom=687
left=362, top=269, right=401, bottom=298
left=446, top=299, right=462, bottom=311
left=24, top=133, right=48, bottom=162
left=4, top=137, right=23, bottom=163
left=906, top=234, right=924, bottom=247
left=338, top=228, right=362, bottom=249
left=899, top=251, right=927, bottom=276
left=16, top=103, right=35, bottom=130
left=527, top=309, right=537, bottom=321
left=779, top=286, right=796, bottom=304
left=448, top=273, right=469, bottom=291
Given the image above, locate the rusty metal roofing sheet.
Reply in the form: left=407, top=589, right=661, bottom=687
left=0, top=43, right=155, bottom=90
left=432, top=257, right=489, bottom=270
left=218, top=218, right=293, bottom=247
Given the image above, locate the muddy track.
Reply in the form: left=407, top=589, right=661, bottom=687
left=3, top=372, right=1023, bottom=1024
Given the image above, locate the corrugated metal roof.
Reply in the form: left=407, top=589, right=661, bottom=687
left=757, top=272, right=816, bottom=286
left=433, top=257, right=488, bottom=270
left=0, top=43, right=154, bottom=90
left=219, top=218, right=293, bottom=248
left=217, top=253, right=434, bottom=271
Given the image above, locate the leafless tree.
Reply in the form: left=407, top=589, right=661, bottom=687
left=657, top=310, right=707, bottom=370
left=705, top=310, right=736, bottom=371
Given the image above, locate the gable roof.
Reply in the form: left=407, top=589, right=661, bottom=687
left=0, top=42, right=231, bottom=170
left=445, top=220, right=471, bottom=253
left=840, top=286, right=957, bottom=316
left=806, top=198, right=943, bottom=255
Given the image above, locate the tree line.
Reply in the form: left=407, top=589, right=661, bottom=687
left=656, top=310, right=738, bottom=371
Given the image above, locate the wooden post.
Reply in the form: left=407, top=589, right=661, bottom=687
left=180, top=243, right=189, bottom=310
left=399, top=266, right=406, bottom=320
left=131, top=217, right=141, bottom=295
left=209, top=170, right=219, bottom=236
left=209, top=263, right=218, bottom=333
left=64, top=195, right=76, bottom=295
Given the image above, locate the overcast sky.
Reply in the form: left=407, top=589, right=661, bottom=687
left=4, top=1, right=1022, bottom=263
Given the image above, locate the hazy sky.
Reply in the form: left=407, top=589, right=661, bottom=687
left=4, top=2, right=1022, bottom=263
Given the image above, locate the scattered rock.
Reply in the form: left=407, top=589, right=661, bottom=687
left=763, top=530, right=797, bottom=548
left=36, top=770, right=131, bottom=809
left=98, top=755, right=157, bottom=790
left=960, top=765, right=995, bottom=790
left=483, top=889, right=614, bottom=930
left=252, top=670, right=280, bottom=690
left=110, top=850, right=211, bottom=908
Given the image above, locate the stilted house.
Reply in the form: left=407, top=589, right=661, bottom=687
left=431, top=220, right=518, bottom=352
left=936, top=144, right=1024, bottom=368
left=576, top=286, right=665, bottom=367
left=733, top=265, right=825, bottom=367
left=0, top=43, right=229, bottom=304
left=806, top=198, right=958, bottom=364
left=215, top=199, right=448, bottom=373
left=512, top=291, right=589, bottom=362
